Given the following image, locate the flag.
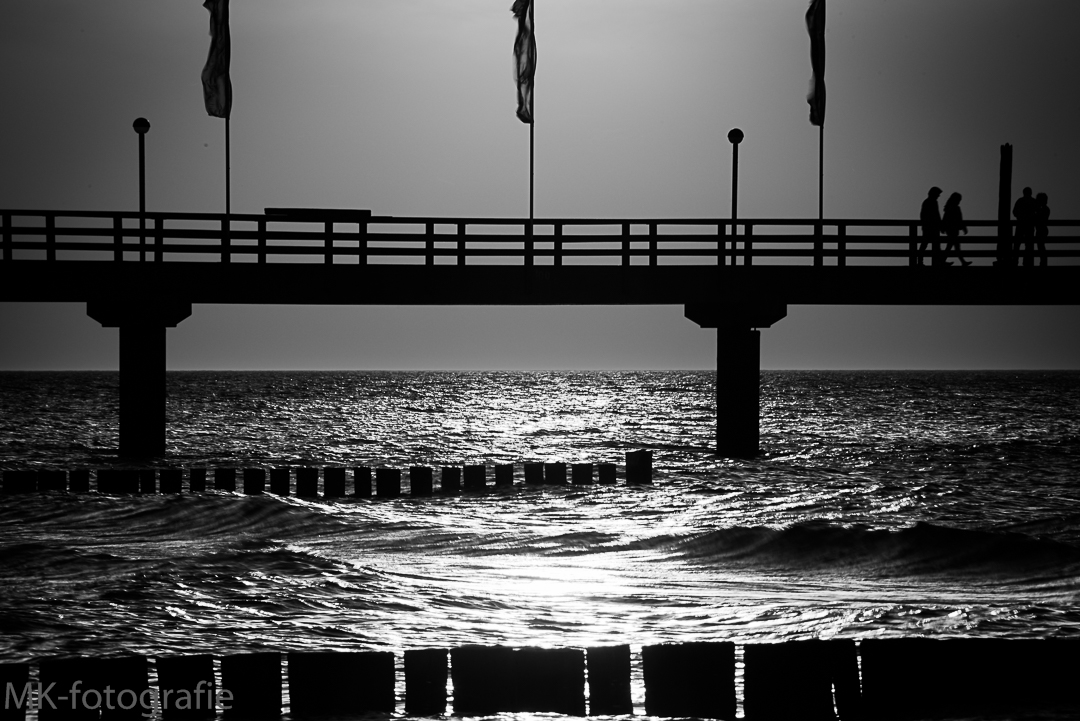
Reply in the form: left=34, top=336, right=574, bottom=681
left=202, top=0, right=232, bottom=118
left=512, top=0, right=536, bottom=124
left=806, top=0, right=825, bottom=126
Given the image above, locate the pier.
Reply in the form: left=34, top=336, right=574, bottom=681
left=2, top=208, right=1079, bottom=457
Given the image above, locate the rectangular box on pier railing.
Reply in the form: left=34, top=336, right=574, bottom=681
left=404, top=648, right=448, bottom=716
left=156, top=654, right=215, bottom=721
left=220, top=652, right=281, bottom=719
left=288, top=650, right=394, bottom=716
left=642, top=642, right=736, bottom=719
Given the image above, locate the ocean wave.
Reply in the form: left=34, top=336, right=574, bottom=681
left=660, top=522, right=1080, bottom=581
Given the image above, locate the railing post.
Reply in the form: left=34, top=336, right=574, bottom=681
left=324, top=221, right=334, bottom=264
left=744, top=223, right=753, bottom=266
left=113, top=215, right=123, bottom=262
left=222, top=216, right=231, bottom=263
left=457, top=223, right=465, bottom=266
left=257, top=219, right=266, bottom=264
left=837, top=223, right=846, bottom=267
left=649, top=223, right=657, bottom=267
left=909, top=224, right=918, bottom=266
left=622, top=223, right=630, bottom=266
left=2, top=212, right=11, bottom=261
left=425, top=222, right=434, bottom=266
left=155, top=217, right=164, bottom=262
left=46, top=214, right=56, bottom=262
left=554, top=223, right=563, bottom=266
left=718, top=221, right=727, bottom=266
left=813, top=221, right=823, bottom=267
left=360, top=217, right=369, bottom=266
left=525, top=219, right=534, bottom=266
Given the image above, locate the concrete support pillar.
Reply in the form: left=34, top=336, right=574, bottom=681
left=716, top=327, right=761, bottom=458
left=87, top=299, right=191, bottom=457
left=685, top=302, right=786, bottom=459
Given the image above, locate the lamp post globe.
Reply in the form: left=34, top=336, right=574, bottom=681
left=727, top=128, right=744, bottom=145
left=132, top=117, right=150, bottom=135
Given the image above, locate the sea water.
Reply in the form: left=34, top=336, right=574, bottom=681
left=1, top=370, right=1079, bottom=718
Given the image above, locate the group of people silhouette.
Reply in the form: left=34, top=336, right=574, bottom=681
left=919, top=186, right=1050, bottom=266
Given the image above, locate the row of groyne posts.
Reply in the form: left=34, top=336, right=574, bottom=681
left=2, top=638, right=1078, bottom=721
left=0, top=451, right=653, bottom=496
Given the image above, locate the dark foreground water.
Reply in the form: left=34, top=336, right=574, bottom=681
left=1, top=370, right=1079, bottom=718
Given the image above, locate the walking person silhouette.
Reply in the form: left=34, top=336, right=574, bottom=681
left=1034, top=192, right=1050, bottom=266
left=942, top=192, right=971, bottom=266
left=1013, top=187, right=1037, bottom=266
left=919, top=187, right=943, bottom=266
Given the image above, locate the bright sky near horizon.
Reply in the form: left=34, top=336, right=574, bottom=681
left=1, top=0, right=1079, bottom=370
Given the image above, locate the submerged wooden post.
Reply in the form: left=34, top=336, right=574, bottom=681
left=524, top=462, right=544, bottom=485
left=353, top=466, right=372, bottom=498
left=625, top=450, right=652, bottom=485
left=288, top=651, right=394, bottom=716
left=269, top=468, right=290, bottom=495
left=494, top=463, right=514, bottom=487
left=571, top=463, right=594, bottom=485
left=323, top=467, right=346, bottom=497
left=410, top=466, right=433, bottom=496
left=296, top=467, right=318, bottom=498
left=544, top=462, right=567, bottom=485
left=375, top=467, right=401, bottom=498
left=587, top=645, right=633, bottom=716
left=214, top=468, right=236, bottom=492
left=642, top=642, right=736, bottom=719
left=441, top=466, right=461, bottom=494
left=220, top=652, right=281, bottom=719
left=463, top=464, right=487, bottom=492
left=160, top=468, right=182, bottom=494
left=405, top=648, right=448, bottom=716
left=243, top=468, right=265, bottom=495
left=156, top=654, right=215, bottom=721
left=189, top=468, right=207, bottom=493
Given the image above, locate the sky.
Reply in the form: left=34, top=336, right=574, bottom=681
left=2, top=0, right=1079, bottom=370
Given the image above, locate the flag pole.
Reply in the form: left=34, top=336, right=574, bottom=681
left=818, top=123, right=823, bottom=222
left=529, top=0, right=535, bottom=228
left=226, top=115, right=231, bottom=217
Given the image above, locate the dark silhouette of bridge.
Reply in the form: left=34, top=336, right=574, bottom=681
left=2, top=207, right=1078, bottom=458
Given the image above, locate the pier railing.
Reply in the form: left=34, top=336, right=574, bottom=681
left=3, top=209, right=1079, bottom=266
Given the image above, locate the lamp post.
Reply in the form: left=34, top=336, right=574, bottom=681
left=727, top=128, right=744, bottom=265
left=133, top=117, right=150, bottom=261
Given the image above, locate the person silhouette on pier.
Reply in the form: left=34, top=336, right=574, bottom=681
left=1013, top=187, right=1037, bottom=266
left=1034, top=192, right=1050, bottom=266
left=942, top=192, right=971, bottom=266
left=919, top=187, right=943, bottom=266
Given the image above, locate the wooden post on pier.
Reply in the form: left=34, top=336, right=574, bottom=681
left=524, top=462, right=544, bottom=485
left=494, top=463, right=514, bottom=487
left=296, top=467, right=318, bottom=498
left=243, top=468, right=265, bottom=495
left=571, top=463, right=594, bottom=485
left=410, top=466, right=433, bottom=496
left=323, top=467, right=346, bottom=497
left=405, top=648, right=449, bottom=716
left=221, top=652, right=281, bottom=719
left=160, top=468, right=182, bottom=493
left=353, top=466, right=372, bottom=497
left=464, top=464, right=487, bottom=492
left=441, top=467, right=461, bottom=494
left=189, top=468, right=207, bottom=492
left=270, top=468, right=290, bottom=495
left=544, top=462, right=567, bottom=485
left=375, top=467, right=401, bottom=498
